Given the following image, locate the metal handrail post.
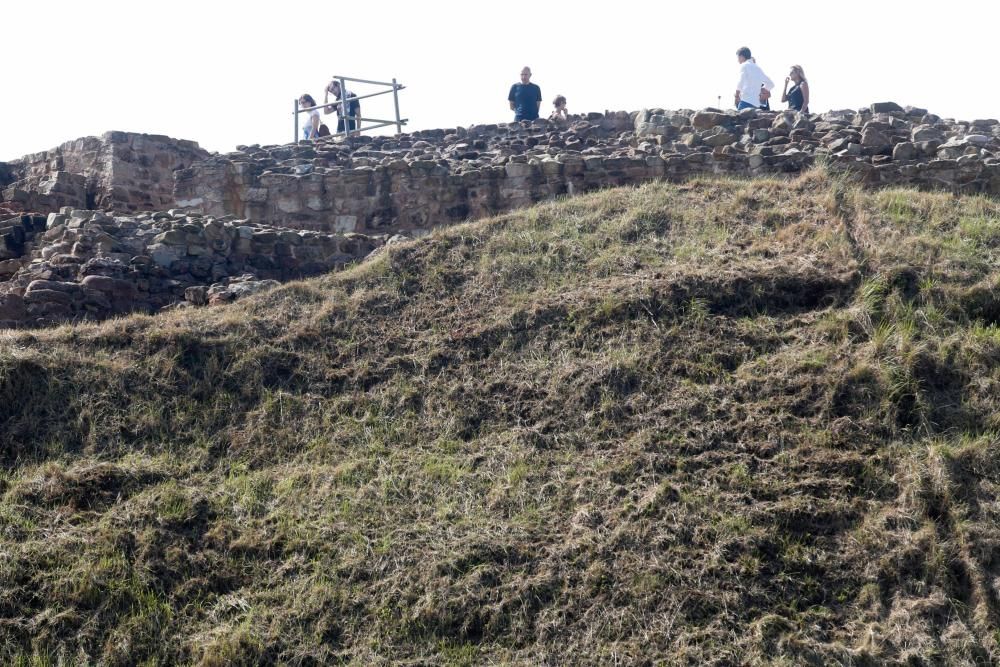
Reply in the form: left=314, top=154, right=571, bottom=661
left=392, top=78, right=402, bottom=134
left=294, top=98, right=300, bottom=143
left=338, top=77, right=350, bottom=136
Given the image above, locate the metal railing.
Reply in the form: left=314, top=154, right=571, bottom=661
left=294, top=75, right=407, bottom=142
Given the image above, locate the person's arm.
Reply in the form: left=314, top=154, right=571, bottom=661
left=310, top=112, right=320, bottom=137
left=801, top=81, right=810, bottom=113
left=762, top=72, right=775, bottom=92
left=781, top=77, right=790, bottom=102
left=535, top=87, right=542, bottom=115
left=508, top=85, right=516, bottom=111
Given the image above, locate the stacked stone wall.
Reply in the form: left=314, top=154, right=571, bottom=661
left=0, top=207, right=379, bottom=328
left=173, top=112, right=638, bottom=235
left=173, top=105, right=1000, bottom=238
left=1, top=102, right=998, bottom=329
left=2, top=132, right=209, bottom=214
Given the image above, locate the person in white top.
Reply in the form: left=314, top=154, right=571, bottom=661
left=298, top=94, right=321, bottom=141
left=734, top=47, right=774, bottom=110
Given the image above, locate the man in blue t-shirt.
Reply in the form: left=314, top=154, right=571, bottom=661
left=508, top=66, right=542, bottom=122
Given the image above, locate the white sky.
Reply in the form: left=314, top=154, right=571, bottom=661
left=3, top=0, right=998, bottom=162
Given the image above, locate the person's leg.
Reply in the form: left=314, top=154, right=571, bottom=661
left=337, top=118, right=346, bottom=133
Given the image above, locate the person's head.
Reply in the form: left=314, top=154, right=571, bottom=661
left=736, top=47, right=752, bottom=63
left=520, top=67, right=532, bottom=84
left=553, top=95, right=566, bottom=109
left=299, top=94, right=316, bottom=108
left=789, top=65, right=806, bottom=83
left=327, top=79, right=341, bottom=96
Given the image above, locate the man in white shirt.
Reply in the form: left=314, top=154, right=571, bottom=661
left=734, top=47, right=774, bottom=110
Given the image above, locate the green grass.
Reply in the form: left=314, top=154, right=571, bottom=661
left=1, top=170, right=1000, bottom=663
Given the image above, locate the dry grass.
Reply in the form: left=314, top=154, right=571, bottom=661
left=2, top=169, right=1000, bottom=664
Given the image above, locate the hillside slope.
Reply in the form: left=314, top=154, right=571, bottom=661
left=2, top=170, right=1000, bottom=665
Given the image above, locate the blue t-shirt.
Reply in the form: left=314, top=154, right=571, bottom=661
left=508, top=83, right=541, bottom=121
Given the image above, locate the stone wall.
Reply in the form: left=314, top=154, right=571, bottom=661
left=2, top=132, right=210, bottom=214
left=1, top=102, right=998, bottom=329
left=171, top=105, right=1000, bottom=237
left=173, top=112, right=638, bottom=235
left=0, top=207, right=379, bottom=328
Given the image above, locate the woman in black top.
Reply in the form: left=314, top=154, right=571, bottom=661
left=781, top=65, right=809, bottom=113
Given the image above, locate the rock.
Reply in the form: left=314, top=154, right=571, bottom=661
left=892, top=142, right=917, bottom=161
left=23, top=288, right=74, bottom=305
left=870, top=102, right=904, bottom=114
left=0, top=294, right=27, bottom=321
left=185, top=285, right=209, bottom=306
left=861, top=127, right=891, bottom=149
left=148, top=243, right=181, bottom=268
left=772, top=112, right=797, bottom=133
left=25, top=280, right=80, bottom=294
left=690, top=111, right=730, bottom=130
left=700, top=127, right=738, bottom=147
left=911, top=125, right=943, bottom=142
left=0, top=258, right=23, bottom=276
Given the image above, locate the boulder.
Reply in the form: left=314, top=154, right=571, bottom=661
left=690, top=111, right=731, bottom=130
left=870, top=102, right=905, bottom=114
left=892, top=142, right=917, bottom=162
left=700, top=127, right=738, bottom=147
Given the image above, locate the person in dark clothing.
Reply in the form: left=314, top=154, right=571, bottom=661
left=781, top=65, right=809, bottom=113
left=508, top=66, right=542, bottom=122
left=324, top=79, right=361, bottom=134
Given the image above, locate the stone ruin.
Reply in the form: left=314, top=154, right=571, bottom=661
left=0, top=208, right=376, bottom=328
left=1, top=102, right=999, bottom=328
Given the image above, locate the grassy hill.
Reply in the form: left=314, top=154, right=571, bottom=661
left=2, top=168, right=1000, bottom=665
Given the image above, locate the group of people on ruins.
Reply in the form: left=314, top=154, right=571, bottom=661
left=508, top=49, right=808, bottom=128
left=734, top=47, right=809, bottom=114
left=298, top=78, right=362, bottom=141
left=507, top=66, right=570, bottom=126
left=297, top=49, right=809, bottom=143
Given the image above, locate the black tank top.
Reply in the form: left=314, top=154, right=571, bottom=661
left=787, top=83, right=805, bottom=111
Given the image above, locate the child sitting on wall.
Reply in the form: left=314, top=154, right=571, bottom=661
left=549, top=95, right=568, bottom=125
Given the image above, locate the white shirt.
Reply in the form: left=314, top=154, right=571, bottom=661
left=736, top=60, right=775, bottom=108
left=303, top=109, right=320, bottom=139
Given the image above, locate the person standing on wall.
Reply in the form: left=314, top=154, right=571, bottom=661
left=734, top=47, right=774, bottom=110
left=508, top=66, right=542, bottom=122
left=324, top=79, right=361, bottom=134
left=782, top=65, right=810, bottom=113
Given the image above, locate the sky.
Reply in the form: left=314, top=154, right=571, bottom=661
left=3, top=0, right=999, bottom=162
